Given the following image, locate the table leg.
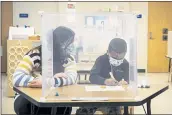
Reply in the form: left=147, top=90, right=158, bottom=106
left=169, top=59, right=171, bottom=72
left=85, top=74, right=87, bottom=80
left=51, top=107, right=57, bottom=115
left=124, top=106, right=129, bottom=115
left=78, top=74, right=81, bottom=82
left=31, top=103, right=35, bottom=115
left=147, top=100, right=151, bottom=115
left=168, top=59, right=171, bottom=82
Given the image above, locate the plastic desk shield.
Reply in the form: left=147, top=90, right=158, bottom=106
left=41, top=12, right=137, bottom=101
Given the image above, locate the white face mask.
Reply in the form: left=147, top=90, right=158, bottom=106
left=66, top=43, right=76, bottom=56
left=109, top=56, right=123, bottom=66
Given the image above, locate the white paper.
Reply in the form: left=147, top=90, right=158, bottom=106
left=71, top=97, right=109, bottom=101
left=66, top=2, right=76, bottom=23
left=86, top=17, right=94, bottom=26
left=85, top=86, right=125, bottom=92
left=9, top=26, right=34, bottom=40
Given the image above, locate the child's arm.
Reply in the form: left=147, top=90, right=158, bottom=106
left=89, top=57, right=107, bottom=85
left=13, top=50, right=40, bottom=87
left=122, top=61, right=129, bottom=83
left=53, top=55, right=77, bottom=87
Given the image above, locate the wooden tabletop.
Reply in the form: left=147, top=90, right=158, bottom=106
left=166, top=55, right=172, bottom=58
left=13, top=84, right=169, bottom=107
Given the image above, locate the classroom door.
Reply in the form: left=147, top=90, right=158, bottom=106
left=148, top=2, right=172, bottom=72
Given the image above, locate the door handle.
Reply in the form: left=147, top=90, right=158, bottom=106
left=149, top=32, right=153, bottom=39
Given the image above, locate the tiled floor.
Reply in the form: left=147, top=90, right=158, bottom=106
left=1, top=73, right=172, bottom=114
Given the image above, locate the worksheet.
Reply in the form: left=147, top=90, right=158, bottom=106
left=85, top=85, right=125, bottom=91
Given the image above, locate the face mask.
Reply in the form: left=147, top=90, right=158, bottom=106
left=109, top=56, right=123, bottom=66
left=66, top=43, right=75, bottom=56
left=60, top=43, right=75, bottom=64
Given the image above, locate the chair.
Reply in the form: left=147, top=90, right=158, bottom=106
left=166, top=55, right=172, bottom=82
left=77, top=70, right=91, bottom=84
left=168, top=57, right=172, bottom=82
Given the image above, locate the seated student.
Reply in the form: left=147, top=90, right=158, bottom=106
left=76, top=38, right=129, bottom=115
left=13, top=26, right=77, bottom=115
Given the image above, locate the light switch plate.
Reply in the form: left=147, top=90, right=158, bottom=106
left=0, top=46, right=2, bottom=56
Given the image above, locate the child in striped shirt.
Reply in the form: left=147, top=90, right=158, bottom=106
left=13, top=26, right=77, bottom=115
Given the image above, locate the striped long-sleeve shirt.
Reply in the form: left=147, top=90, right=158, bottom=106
left=13, top=48, right=77, bottom=88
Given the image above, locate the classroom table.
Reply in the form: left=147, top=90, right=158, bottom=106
left=13, top=84, right=168, bottom=115
left=166, top=55, right=172, bottom=82
left=166, top=55, right=172, bottom=72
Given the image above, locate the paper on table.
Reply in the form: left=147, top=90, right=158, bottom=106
left=71, top=97, right=109, bottom=101
left=85, top=86, right=125, bottom=92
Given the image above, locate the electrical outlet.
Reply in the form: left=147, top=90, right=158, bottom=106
left=163, top=35, right=168, bottom=41
left=163, top=28, right=168, bottom=34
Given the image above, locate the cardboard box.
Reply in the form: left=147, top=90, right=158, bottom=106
left=29, top=35, right=40, bottom=40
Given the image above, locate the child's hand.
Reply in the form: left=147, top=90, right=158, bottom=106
left=119, top=79, right=128, bottom=85
left=104, top=78, right=119, bottom=86
left=28, top=78, right=42, bottom=88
